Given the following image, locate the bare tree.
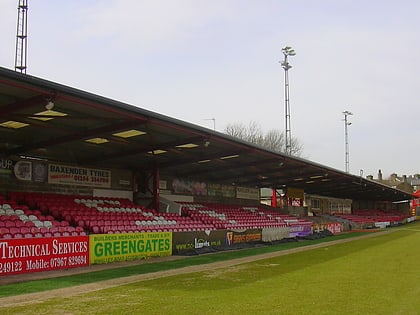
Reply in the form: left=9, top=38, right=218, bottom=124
left=224, top=121, right=303, bottom=157
left=262, top=129, right=283, bottom=152
left=289, top=137, right=304, bottom=157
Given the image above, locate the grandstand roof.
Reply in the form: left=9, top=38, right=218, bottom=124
left=0, top=66, right=412, bottom=202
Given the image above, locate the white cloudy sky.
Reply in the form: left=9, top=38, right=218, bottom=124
left=0, top=0, right=419, bottom=178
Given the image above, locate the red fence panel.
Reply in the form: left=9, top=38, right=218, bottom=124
left=0, top=236, right=89, bottom=275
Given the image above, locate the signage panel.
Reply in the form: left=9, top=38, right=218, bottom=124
left=172, top=230, right=226, bottom=254
left=90, top=232, right=172, bottom=264
left=0, top=236, right=89, bottom=275
left=48, top=164, right=111, bottom=188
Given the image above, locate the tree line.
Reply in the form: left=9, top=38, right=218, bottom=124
left=224, top=121, right=303, bottom=157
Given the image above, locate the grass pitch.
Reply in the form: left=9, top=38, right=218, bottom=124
left=1, top=222, right=420, bottom=315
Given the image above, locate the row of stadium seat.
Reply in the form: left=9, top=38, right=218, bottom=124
left=3, top=192, right=219, bottom=235
left=179, top=201, right=312, bottom=230
left=3, top=191, right=410, bottom=239
left=0, top=225, right=86, bottom=238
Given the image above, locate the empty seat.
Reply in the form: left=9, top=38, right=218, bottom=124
left=28, top=214, right=38, bottom=221
left=14, top=209, right=25, bottom=215
left=19, top=214, right=29, bottom=222
left=33, top=221, right=44, bottom=228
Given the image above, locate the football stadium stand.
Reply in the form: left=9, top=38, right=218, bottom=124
left=1, top=192, right=319, bottom=238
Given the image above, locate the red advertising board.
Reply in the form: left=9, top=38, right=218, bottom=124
left=327, top=223, right=342, bottom=234
left=0, top=236, right=89, bottom=276
left=227, top=229, right=262, bottom=244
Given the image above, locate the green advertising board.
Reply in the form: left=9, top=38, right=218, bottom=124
left=89, top=232, right=172, bottom=264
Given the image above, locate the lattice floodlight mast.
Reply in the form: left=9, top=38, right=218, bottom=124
left=15, top=0, right=28, bottom=74
left=343, top=110, right=353, bottom=173
left=280, top=46, right=296, bottom=155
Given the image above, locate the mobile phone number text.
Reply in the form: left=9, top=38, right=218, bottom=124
left=0, top=255, right=88, bottom=274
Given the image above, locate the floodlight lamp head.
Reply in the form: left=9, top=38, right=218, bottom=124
left=282, top=46, right=296, bottom=56
left=45, top=101, right=54, bottom=110
left=343, top=110, right=353, bottom=116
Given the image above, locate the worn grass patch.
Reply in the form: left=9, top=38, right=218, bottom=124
left=0, top=231, right=366, bottom=297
